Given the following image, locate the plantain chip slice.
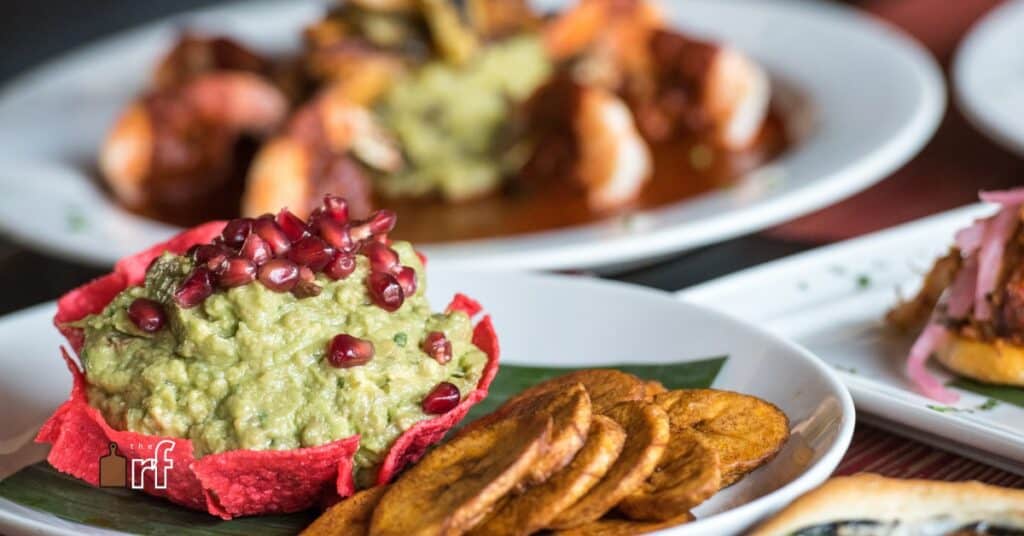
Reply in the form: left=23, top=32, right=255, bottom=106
left=547, top=402, right=669, bottom=529
left=655, top=389, right=789, bottom=486
left=478, top=370, right=647, bottom=424
left=550, top=512, right=696, bottom=535
left=462, top=382, right=593, bottom=484
left=617, top=428, right=721, bottom=521
left=300, top=486, right=387, bottom=536
left=370, top=415, right=552, bottom=536
left=471, top=415, right=627, bottom=536
left=644, top=380, right=667, bottom=401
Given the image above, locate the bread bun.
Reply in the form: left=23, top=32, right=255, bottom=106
left=936, top=331, right=1024, bottom=387
left=751, top=474, right=1024, bottom=536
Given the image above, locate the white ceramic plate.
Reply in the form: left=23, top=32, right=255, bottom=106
left=0, top=0, right=943, bottom=271
left=954, top=0, right=1024, bottom=157
left=0, top=271, right=852, bottom=535
left=680, top=203, right=1024, bottom=475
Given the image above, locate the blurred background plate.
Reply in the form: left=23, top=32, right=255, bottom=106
left=0, top=0, right=943, bottom=271
left=954, top=0, right=1024, bottom=158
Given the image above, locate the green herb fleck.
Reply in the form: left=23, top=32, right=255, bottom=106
left=833, top=364, right=857, bottom=374
left=927, top=404, right=973, bottom=414
left=67, top=207, right=87, bottom=233
left=393, top=332, right=408, bottom=347
left=856, top=274, right=871, bottom=289
left=978, top=398, right=1000, bottom=411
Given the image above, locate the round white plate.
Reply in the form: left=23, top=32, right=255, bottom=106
left=0, top=0, right=943, bottom=271
left=0, top=271, right=852, bottom=535
left=954, top=0, right=1024, bottom=158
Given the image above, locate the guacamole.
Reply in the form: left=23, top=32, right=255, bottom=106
left=375, top=34, right=552, bottom=201
left=77, top=241, right=487, bottom=480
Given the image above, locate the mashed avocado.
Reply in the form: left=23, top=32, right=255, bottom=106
left=77, top=241, right=487, bottom=481
left=376, top=34, right=551, bottom=201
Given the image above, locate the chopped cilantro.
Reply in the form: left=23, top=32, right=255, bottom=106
left=856, top=274, right=871, bottom=289
left=393, top=332, right=408, bottom=347
left=978, top=399, right=1000, bottom=411
left=927, top=404, right=973, bottom=414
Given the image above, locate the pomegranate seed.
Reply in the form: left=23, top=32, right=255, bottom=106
left=127, top=298, right=166, bottom=333
left=192, top=244, right=229, bottom=270
left=368, top=209, right=397, bottom=235
left=395, top=266, right=417, bottom=296
left=326, top=334, right=375, bottom=368
left=174, top=267, right=214, bottom=308
left=422, top=382, right=460, bottom=414
left=421, top=331, right=452, bottom=364
left=220, top=218, right=253, bottom=247
left=316, top=219, right=356, bottom=253
left=276, top=209, right=310, bottom=242
left=362, top=242, right=399, bottom=273
left=349, top=222, right=373, bottom=242
left=322, top=195, right=349, bottom=224
left=217, top=257, right=256, bottom=288
left=288, top=236, right=334, bottom=272
left=254, top=216, right=292, bottom=256
left=239, top=233, right=272, bottom=265
left=324, top=252, right=357, bottom=280
left=293, top=280, right=322, bottom=298
left=257, top=259, right=300, bottom=292
left=367, top=271, right=404, bottom=311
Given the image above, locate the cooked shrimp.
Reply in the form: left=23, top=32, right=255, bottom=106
left=575, top=86, right=652, bottom=211
left=523, top=77, right=651, bottom=212
left=100, top=71, right=287, bottom=209
left=242, top=85, right=401, bottom=219
left=703, top=46, right=771, bottom=150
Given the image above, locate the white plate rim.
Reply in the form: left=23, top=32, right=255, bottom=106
left=953, top=0, right=1024, bottom=158
left=0, top=271, right=855, bottom=535
left=0, top=0, right=944, bottom=271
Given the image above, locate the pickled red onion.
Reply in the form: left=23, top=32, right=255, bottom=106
left=946, top=253, right=978, bottom=318
left=906, top=323, right=958, bottom=403
left=954, top=220, right=986, bottom=255
left=980, top=188, right=1024, bottom=205
left=975, top=206, right=1019, bottom=320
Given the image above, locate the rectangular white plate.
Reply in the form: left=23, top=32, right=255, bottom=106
left=678, top=203, right=1024, bottom=474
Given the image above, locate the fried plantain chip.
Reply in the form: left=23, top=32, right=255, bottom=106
left=471, top=415, right=627, bottom=535
left=300, top=486, right=387, bottom=536
left=547, top=402, right=669, bottom=529
left=655, top=389, right=789, bottom=486
left=462, top=382, right=593, bottom=484
left=370, top=415, right=551, bottom=536
left=550, top=512, right=696, bottom=535
left=482, top=370, right=647, bottom=422
left=644, top=380, right=667, bottom=401
left=617, top=428, right=721, bottom=520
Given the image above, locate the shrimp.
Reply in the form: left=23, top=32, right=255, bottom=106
left=99, top=71, right=287, bottom=209
left=523, top=77, right=651, bottom=212
left=242, top=85, right=402, bottom=219
left=546, top=0, right=770, bottom=150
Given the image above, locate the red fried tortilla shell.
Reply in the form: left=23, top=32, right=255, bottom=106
left=40, top=222, right=500, bottom=518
